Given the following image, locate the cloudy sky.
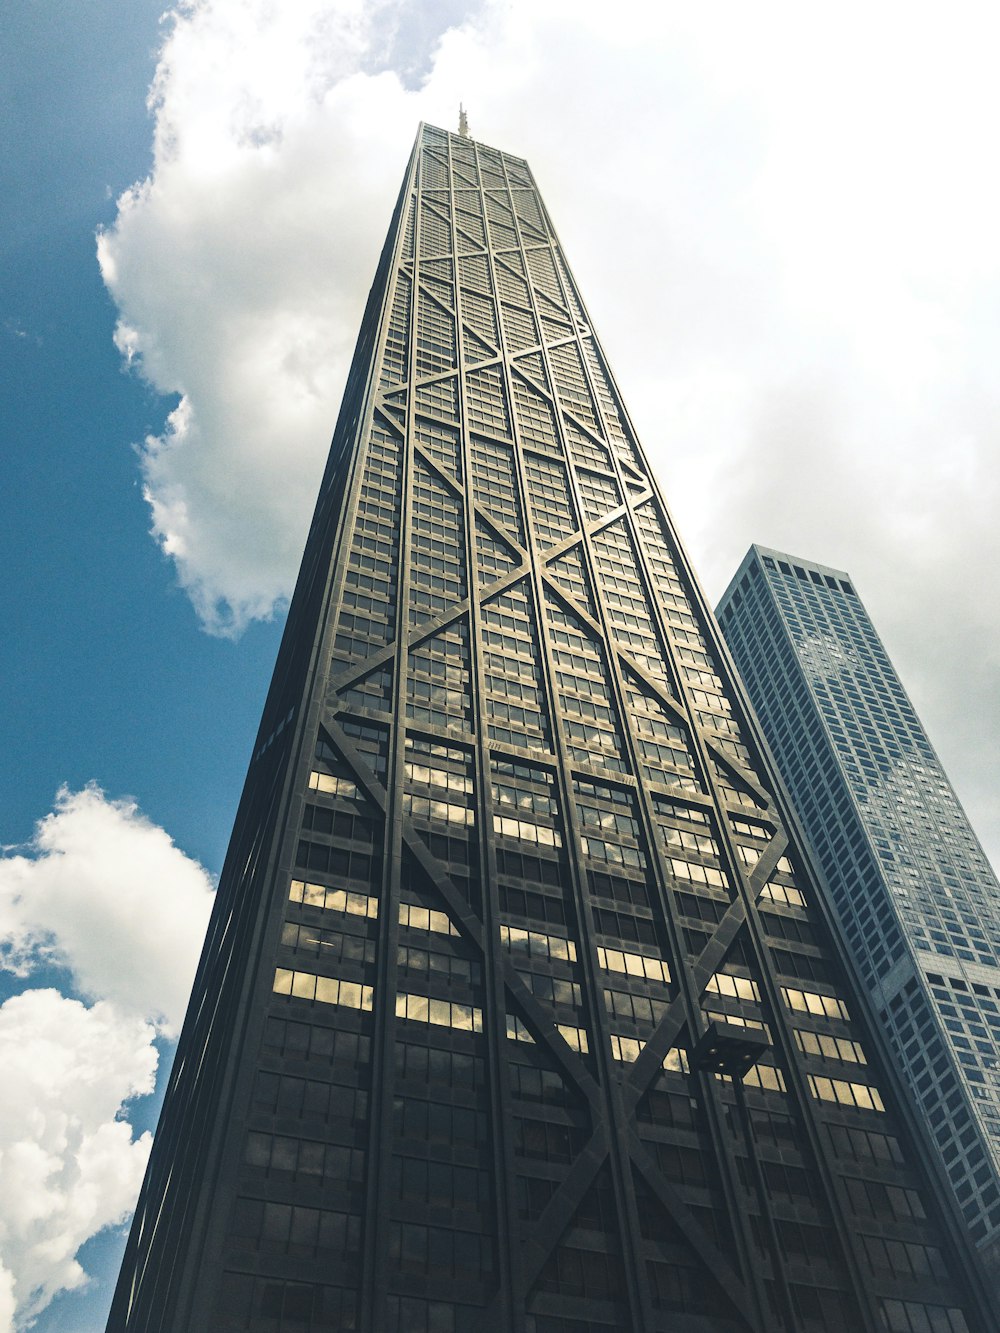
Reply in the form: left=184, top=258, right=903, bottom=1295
left=3, top=1, right=999, bottom=1327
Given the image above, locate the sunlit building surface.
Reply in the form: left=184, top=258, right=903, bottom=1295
left=718, top=546, right=1000, bottom=1288
left=108, top=127, right=992, bottom=1332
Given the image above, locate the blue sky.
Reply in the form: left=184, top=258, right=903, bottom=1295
left=2, top=2, right=1000, bottom=1329
left=1, top=0, right=283, bottom=869
left=1, top=2, right=282, bottom=1327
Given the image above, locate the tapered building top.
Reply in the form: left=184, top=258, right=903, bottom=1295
left=108, top=125, right=993, bottom=1333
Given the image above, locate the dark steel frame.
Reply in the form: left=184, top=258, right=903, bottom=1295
left=107, top=125, right=995, bottom=1333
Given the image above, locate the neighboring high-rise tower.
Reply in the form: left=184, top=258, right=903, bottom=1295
left=717, top=545, right=1000, bottom=1288
left=108, top=127, right=992, bottom=1333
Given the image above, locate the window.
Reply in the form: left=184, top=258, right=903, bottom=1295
left=808, top=1074, right=884, bottom=1113
left=795, top=1029, right=867, bottom=1065
left=781, top=986, right=850, bottom=1021
left=244, top=1132, right=364, bottom=1190
left=395, top=993, right=483, bottom=1032
left=399, top=902, right=459, bottom=936
left=272, top=968, right=373, bottom=1011
left=388, top=1221, right=494, bottom=1281
left=501, top=923, right=577, bottom=963
left=597, top=945, right=670, bottom=983
left=230, top=1197, right=361, bottom=1260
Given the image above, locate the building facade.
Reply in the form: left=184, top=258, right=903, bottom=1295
left=108, top=128, right=992, bottom=1333
left=717, top=546, right=1000, bottom=1285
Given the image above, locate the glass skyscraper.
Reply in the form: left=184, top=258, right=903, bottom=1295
left=107, top=128, right=992, bottom=1332
left=717, top=545, right=1000, bottom=1287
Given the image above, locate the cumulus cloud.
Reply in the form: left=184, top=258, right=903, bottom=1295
left=0, top=991, right=155, bottom=1329
left=99, top=0, right=1000, bottom=861
left=0, top=1269, right=14, bottom=1333
left=97, top=0, right=480, bottom=635
left=0, top=786, right=214, bottom=1331
left=0, top=783, right=214, bottom=1035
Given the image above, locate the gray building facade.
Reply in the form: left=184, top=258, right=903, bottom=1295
left=718, top=545, right=1000, bottom=1283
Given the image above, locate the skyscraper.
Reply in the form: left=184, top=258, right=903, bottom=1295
left=717, top=545, right=1000, bottom=1288
left=108, top=126, right=993, bottom=1332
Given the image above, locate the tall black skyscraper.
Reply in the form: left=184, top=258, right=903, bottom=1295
left=108, top=125, right=993, bottom=1333
left=717, top=545, right=1000, bottom=1287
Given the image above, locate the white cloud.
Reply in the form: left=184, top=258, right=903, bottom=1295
left=0, top=1267, right=14, bottom=1333
left=0, top=990, right=155, bottom=1331
left=0, top=784, right=214, bottom=1035
left=0, top=785, right=214, bottom=1331
left=97, top=0, right=445, bottom=635
left=98, top=0, right=1000, bottom=862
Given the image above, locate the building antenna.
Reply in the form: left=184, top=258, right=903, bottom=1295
left=458, top=103, right=470, bottom=138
